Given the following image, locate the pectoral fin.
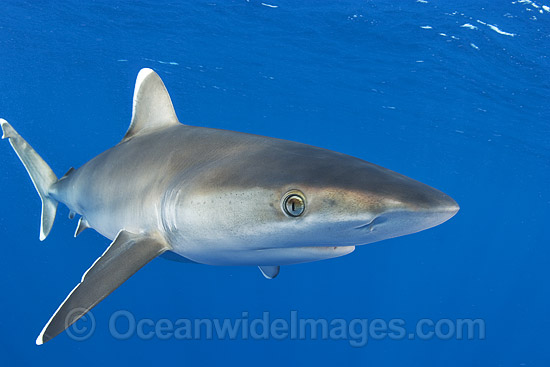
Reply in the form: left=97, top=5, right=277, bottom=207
left=36, top=230, right=170, bottom=345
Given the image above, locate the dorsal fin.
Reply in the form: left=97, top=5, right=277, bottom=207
left=122, top=68, right=180, bottom=142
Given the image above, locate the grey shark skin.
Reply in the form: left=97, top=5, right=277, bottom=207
left=1, top=68, right=458, bottom=344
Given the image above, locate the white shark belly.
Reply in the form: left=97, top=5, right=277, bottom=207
left=170, top=241, right=355, bottom=266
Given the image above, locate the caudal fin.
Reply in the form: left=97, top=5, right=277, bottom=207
left=1, top=119, right=58, bottom=240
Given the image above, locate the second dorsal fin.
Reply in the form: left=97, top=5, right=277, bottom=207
left=61, top=167, right=75, bottom=180
left=122, top=68, right=180, bottom=143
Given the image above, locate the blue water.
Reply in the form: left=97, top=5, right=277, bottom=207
left=1, top=0, right=549, bottom=365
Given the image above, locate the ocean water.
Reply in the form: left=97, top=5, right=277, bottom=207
left=0, top=0, right=548, bottom=365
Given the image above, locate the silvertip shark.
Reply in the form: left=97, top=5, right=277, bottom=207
left=1, top=68, right=459, bottom=344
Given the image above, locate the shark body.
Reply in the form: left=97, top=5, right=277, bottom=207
left=1, top=68, right=458, bottom=344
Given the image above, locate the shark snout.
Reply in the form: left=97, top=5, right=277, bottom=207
left=353, top=205, right=458, bottom=245
left=395, top=182, right=459, bottom=230
left=365, top=190, right=459, bottom=241
left=349, top=178, right=459, bottom=244
left=416, top=197, right=460, bottom=228
left=436, top=195, right=460, bottom=218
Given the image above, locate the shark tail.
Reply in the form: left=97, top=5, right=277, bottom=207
left=1, top=119, right=58, bottom=241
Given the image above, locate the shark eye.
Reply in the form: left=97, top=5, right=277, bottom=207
left=282, top=191, right=306, bottom=217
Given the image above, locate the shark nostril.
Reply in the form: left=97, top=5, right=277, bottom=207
left=355, top=219, right=374, bottom=230
left=355, top=216, right=387, bottom=231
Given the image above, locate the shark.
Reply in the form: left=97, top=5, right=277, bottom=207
left=1, top=68, right=459, bottom=345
